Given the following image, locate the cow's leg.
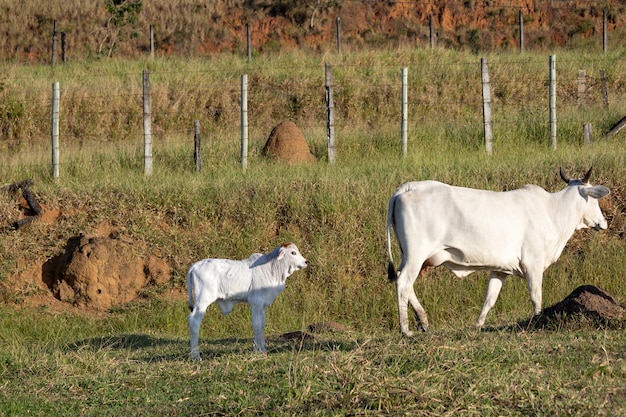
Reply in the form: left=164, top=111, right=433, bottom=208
left=250, top=303, right=268, bottom=353
left=475, top=272, right=507, bottom=327
left=408, top=290, right=429, bottom=332
left=526, top=271, right=543, bottom=316
left=396, top=262, right=425, bottom=337
left=188, top=301, right=211, bottom=361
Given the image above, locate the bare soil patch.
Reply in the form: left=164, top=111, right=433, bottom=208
left=41, top=232, right=171, bottom=311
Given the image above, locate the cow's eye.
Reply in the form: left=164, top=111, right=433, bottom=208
left=291, top=251, right=296, bottom=255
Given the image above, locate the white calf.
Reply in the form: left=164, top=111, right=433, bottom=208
left=187, top=242, right=308, bottom=360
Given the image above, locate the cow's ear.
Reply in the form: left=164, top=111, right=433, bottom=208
left=277, top=247, right=285, bottom=260
left=582, top=185, right=610, bottom=199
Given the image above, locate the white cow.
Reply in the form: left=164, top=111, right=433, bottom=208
left=187, top=242, right=307, bottom=360
left=386, top=168, right=610, bottom=335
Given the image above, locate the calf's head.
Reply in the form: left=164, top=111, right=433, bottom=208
left=279, top=242, right=308, bottom=275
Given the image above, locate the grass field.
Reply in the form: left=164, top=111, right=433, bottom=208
left=0, top=306, right=624, bottom=415
left=1, top=47, right=626, bottom=415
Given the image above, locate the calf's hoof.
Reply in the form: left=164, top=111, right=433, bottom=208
left=190, top=350, right=202, bottom=362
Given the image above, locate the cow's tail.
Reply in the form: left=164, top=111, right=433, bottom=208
left=387, top=194, right=399, bottom=283
left=186, top=267, right=195, bottom=312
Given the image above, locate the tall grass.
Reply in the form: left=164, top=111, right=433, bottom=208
left=3, top=48, right=626, bottom=151
left=1, top=136, right=624, bottom=334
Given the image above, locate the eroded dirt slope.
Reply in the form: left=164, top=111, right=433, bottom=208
left=4, top=0, right=625, bottom=61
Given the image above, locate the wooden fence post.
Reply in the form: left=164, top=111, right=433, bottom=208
left=577, top=70, right=586, bottom=108
left=61, top=32, right=66, bottom=63
left=603, top=9, right=607, bottom=53
left=481, top=58, right=493, bottom=155
left=51, top=82, right=60, bottom=179
left=401, top=67, right=408, bottom=156
left=583, top=123, right=593, bottom=145
left=241, top=74, right=248, bottom=171
left=150, top=24, right=155, bottom=59
left=429, top=14, right=435, bottom=49
left=194, top=120, right=202, bottom=172
left=51, top=20, right=58, bottom=66
left=143, top=69, right=153, bottom=176
left=336, top=17, right=341, bottom=54
left=549, top=55, right=557, bottom=150
left=605, top=116, right=626, bottom=138
left=325, top=63, right=336, bottom=164
left=519, top=9, right=524, bottom=54
left=247, top=23, right=252, bottom=61
left=600, top=69, right=609, bottom=109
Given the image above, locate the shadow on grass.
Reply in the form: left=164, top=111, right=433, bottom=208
left=66, top=334, right=188, bottom=362
left=196, top=331, right=362, bottom=359
left=479, top=313, right=626, bottom=334
left=65, top=331, right=360, bottom=362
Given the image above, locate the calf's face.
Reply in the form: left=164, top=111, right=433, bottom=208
left=280, top=243, right=308, bottom=274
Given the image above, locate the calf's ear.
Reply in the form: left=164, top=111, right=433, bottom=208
left=581, top=185, right=610, bottom=199
left=277, top=247, right=285, bottom=260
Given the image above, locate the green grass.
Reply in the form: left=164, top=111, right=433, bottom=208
left=1, top=138, right=625, bottom=415
left=0, top=306, right=624, bottom=416
left=1, top=48, right=626, bottom=415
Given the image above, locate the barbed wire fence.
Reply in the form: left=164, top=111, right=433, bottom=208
left=1, top=53, right=624, bottom=177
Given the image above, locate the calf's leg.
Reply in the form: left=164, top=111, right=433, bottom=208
left=250, top=303, right=268, bottom=353
left=188, top=303, right=209, bottom=361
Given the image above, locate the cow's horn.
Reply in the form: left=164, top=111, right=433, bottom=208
left=582, top=167, right=593, bottom=184
left=559, top=167, right=569, bottom=184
